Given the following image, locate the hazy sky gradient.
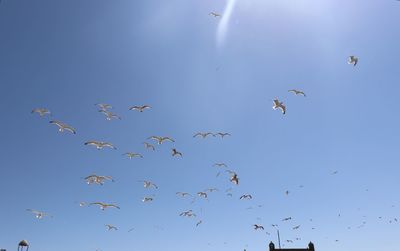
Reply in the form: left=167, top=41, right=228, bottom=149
left=0, top=0, right=399, bottom=251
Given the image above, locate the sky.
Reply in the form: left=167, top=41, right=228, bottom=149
left=0, top=0, right=399, bottom=250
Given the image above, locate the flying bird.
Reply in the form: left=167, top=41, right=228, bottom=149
left=176, top=192, right=192, bottom=198
left=105, top=224, right=118, bottom=231
left=204, top=188, right=218, bottom=193
left=282, top=217, right=292, bottom=221
left=95, top=103, right=113, bottom=110
left=240, top=194, right=253, bottom=200
left=124, top=152, right=143, bottom=159
left=84, top=174, right=114, bottom=185
left=31, top=108, right=51, bottom=117
left=148, top=136, right=175, bottom=145
left=293, top=225, right=301, bottom=230
left=288, top=89, right=306, bottom=97
left=215, top=132, right=231, bottom=138
left=143, top=142, right=155, bottom=151
left=348, top=55, right=358, bottom=66
left=253, top=224, right=264, bottom=230
left=196, top=220, right=203, bottom=227
left=49, top=120, right=76, bottom=134
left=193, top=132, right=214, bottom=138
left=139, top=180, right=158, bottom=189
left=209, top=12, right=221, bottom=17
left=26, top=209, right=52, bottom=219
left=129, top=105, right=151, bottom=112
left=273, top=99, right=286, bottom=114
left=90, top=202, right=120, bottom=210
left=230, top=173, right=239, bottom=185
left=84, top=141, right=116, bottom=150
left=142, top=197, right=154, bottom=203
left=172, top=148, right=183, bottom=157
left=99, top=110, right=121, bottom=120
left=213, top=163, right=227, bottom=168
left=180, top=210, right=196, bottom=217
left=197, top=192, right=208, bottom=199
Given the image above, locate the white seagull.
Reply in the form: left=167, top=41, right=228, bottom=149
left=49, top=120, right=76, bottom=134
left=31, top=108, right=51, bottom=117
left=84, top=141, right=117, bottom=150
left=272, top=99, right=286, bottom=114
left=348, top=55, right=358, bottom=66
left=129, top=105, right=151, bottom=112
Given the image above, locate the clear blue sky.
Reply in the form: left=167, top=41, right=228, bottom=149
left=0, top=0, right=399, bottom=250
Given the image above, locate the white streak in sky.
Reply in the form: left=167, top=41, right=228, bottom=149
left=217, top=0, right=237, bottom=48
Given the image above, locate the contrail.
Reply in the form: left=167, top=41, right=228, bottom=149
left=216, top=0, right=237, bottom=48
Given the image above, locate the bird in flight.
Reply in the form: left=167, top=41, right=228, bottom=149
left=32, top=108, right=51, bottom=117
left=99, top=110, right=121, bottom=120
left=90, top=202, right=120, bottom=210
left=273, top=99, right=286, bottom=114
left=282, top=217, right=292, bottom=221
left=142, top=197, right=154, bottom=203
left=139, top=180, right=158, bottom=189
left=332, top=170, right=338, bottom=175
left=215, top=132, right=231, bottom=138
left=240, top=194, right=253, bottom=200
left=180, top=210, right=196, bottom=217
left=95, top=103, right=113, bottom=110
left=213, top=163, right=227, bottom=168
left=26, top=209, right=52, bottom=219
left=197, top=192, right=208, bottom=199
left=49, top=120, right=76, bottom=134
left=148, top=136, right=175, bottom=145
left=84, top=141, right=116, bottom=150
left=348, top=55, right=358, bottom=66
left=253, top=224, right=264, bottom=230
left=172, top=148, right=183, bottom=157
left=196, top=220, right=203, bottom=227
left=288, top=89, right=306, bottom=97
left=176, top=192, right=192, bottom=198
left=209, top=12, right=221, bottom=17
left=230, top=172, right=239, bottom=185
left=105, top=224, right=118, bottom=231
left=193, top=132, right=214, bottom=138
left=293, top=225, right=300, bottom=230
left=285, top=190, right=290, bottom=196
left=143, top=142, right=155, bottom=151
left=84, top=174, right=114, bottom=185
left=204, top=188, right=218, bottom=193
left=129, top=105, right=151, bottom=112
left=79, top=202, right=86, bottom=207
left=124, top=152, right=143, bottom=159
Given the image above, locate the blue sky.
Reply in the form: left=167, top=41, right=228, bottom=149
left=0, top=0, right=399, bottom=250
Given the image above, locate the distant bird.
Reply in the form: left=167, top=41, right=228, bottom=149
left=226, top=193, right=233, bottom=197
left=197, top=192, right=208, bottom=199
left=204, top=188, right=218, bottom=193
left=180, top=210, right=196, bottom=217
left=196, top=220, right=203, bottom=227
left=129, top=105, right=151, bottom=112
left=209, top=12, right=221, bottom=17
left=142, top=197, right=154, bottom=203
left=79, top=202, right=86, bottom=207
left=99, top=110, right=121, bottom=120
left=286, top=240, right=293, bottom=243
left=230, top=173, right=239, bottom=185
left=172, top=148, right=183, bottom=157
left=139, top=180, right=158, bottom=189
left=49, top=120, right=76, bottom=134
left=148, top=136, right=175, bottom=145
left=282, top=217, right=292, bottom=221
left=124, top=152, right=143, bottom=159
left=213, top=163, right=227, bottom=168
left=285, top=190, right=290, bottom=196
left=240, top=194, right=253, bottom=200
left=253, top=224, right=264, bottom=230
left=288, top=89, right=306, bottom=97
left=84, top=141, right=116, bottom=150
left=273, top=99, right=286, bottom=114
left=332, top=170, right=338, bottom=175
left=271, top=224, right=279, bottom=228
left=128, top=228, right=135, bottom=232
left=105, top=224, right=118, bottom=231
left=143, top=142, right=155, bottom=151
left=90, top=202, right=120, bottom=210
left=26, top=209, right=52, bottom=219
left=95, top=103, right=113, bottom=110
left=293, top=225, right=301, bottom=230
left=193, top=132, right=214, bottom=138
left=32, top=108, right=51, bottom=117
left=176, top=192, right=192, bottom=198
left=215, top=132, right=231, bottom=138
left=348, top=55, right=358, bottom=66
left=84, top=174, right=114, bottom=185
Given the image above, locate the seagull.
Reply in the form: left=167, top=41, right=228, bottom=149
left=285, top=190, right=290, bottom=196
left=286, top=240, right=293, bottom=243
left=31, top=108, right=51, bottom=117
left=84, top=141, right=117, bottom=150
left=282, top=217, right=292, bottom=221
left=240, top=194, right=253, bottom=200
left=348, top=55, right=358, bottom=66
left=204, top=188, right=218, bottom=193
left=90, top=202, right=120, bottom=210
left=49, top=120, right=76, bottom=134
left=99, top=110, right=121, bottom=120
left=148, top=136, right=175, bottom=145
left=196, top=220, right=203, bottom=227
left=176, top=192, right=192, bottom=198
left=209, top=12, right=221, bottom=17
left=105, top=224, right=118, bottom=231
left=273, top=99, right=286, bottom=114
left=180, top=210, right=196, bottom=217
left=139, top=180, right=158, bottom=189
left=26, top=209, right=52, bottom=219
left=215, top=132, right=231, bottom=138
left=172, top=148, right=183, bottom=157
left=193, top=132, right=214, bottom=138
left=142, top=197, right=154, bottom=203
left=213, top=163, right=227, bottom=168
left=143, top=142, right=155, bottom=151
left=197, top=192, right=208, bottom=199
left=230, top=173, right=239, bottom=185
left=293, top=225, right=301, bottom=230
left=129, top=105, right=151, bottom=112
left=288, top=89, right=306, bottom=97
left=332, top=171, right=339, bottom=175
left=95, top=103, right=113, bottom=110
left=253, top=224, right=264, bottom=230
left=84, top=174, right=114, bottom=185
left=124, top=152, right=143, bottom=159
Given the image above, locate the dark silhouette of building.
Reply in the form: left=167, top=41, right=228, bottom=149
left=269, top=241, right=315, bottom=251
